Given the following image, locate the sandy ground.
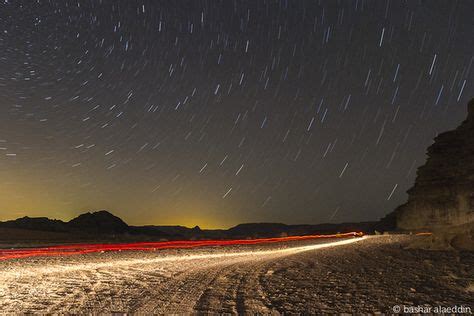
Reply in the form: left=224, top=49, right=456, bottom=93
left=0, top=235, right=472, bottom=314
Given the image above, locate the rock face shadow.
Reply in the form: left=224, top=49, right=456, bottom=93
left=389, top=99, right=474, bottom=250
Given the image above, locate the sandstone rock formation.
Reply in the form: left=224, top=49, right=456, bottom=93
left=395, top=99, right=474, bottom=231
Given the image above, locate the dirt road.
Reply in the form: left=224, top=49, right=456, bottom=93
left=0, top=235, right=472, bottom=314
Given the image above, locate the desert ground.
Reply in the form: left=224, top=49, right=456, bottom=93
left=0, top=235, right=472, bottom=314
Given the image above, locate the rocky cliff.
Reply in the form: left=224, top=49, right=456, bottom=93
left=394, top=99, right=474, bottom=231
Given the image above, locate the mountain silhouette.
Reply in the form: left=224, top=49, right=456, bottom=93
left=0, top=210, right=379, bottom=243
left=0, top=216, right=68, bottom=232
left=67, top=210, right=129, bottom=234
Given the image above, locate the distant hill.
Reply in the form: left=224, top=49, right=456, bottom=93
left=227, top=221, right=380, bottom=238
left=227, top=223, right=293, bottom=238
left=0, top=211, right=130, bottom=235
left=68, top=210, right=129, bottom=234
left=0, top=210, right=381, bottom=244
left=0, top=216, right=68, bottom=232
left=129, top=225, right=206, bottom=239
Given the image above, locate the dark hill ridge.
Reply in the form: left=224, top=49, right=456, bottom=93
left=0, top=211, right=129, bottom=235
left=0, top=216, right=68, bottom=232
left=227, top=223, right=290, bottom=237
left=0, top=210, right=378, bottom=242
left=227, top=221, right=378, bottom=238
left=68, top=210, right=129, bottom=234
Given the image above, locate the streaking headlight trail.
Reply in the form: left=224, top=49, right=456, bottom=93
left=0, top=232, right=364, bottom=260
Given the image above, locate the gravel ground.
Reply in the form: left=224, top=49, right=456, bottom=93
left=0, top=235, right=472, bottom=314
left=258, top=235, right=473, bottom=314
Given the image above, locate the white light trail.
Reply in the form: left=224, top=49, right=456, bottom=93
left=2, top=237, right=367, bottom=277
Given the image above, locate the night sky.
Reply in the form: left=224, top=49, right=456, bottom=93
left=0, top=0, right=472, bottom=228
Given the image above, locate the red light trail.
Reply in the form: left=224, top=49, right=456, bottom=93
left=0, top=232, right=363, bottom=260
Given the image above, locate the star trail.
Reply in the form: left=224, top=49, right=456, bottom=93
left=0, top=0, right=472, bottom=228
